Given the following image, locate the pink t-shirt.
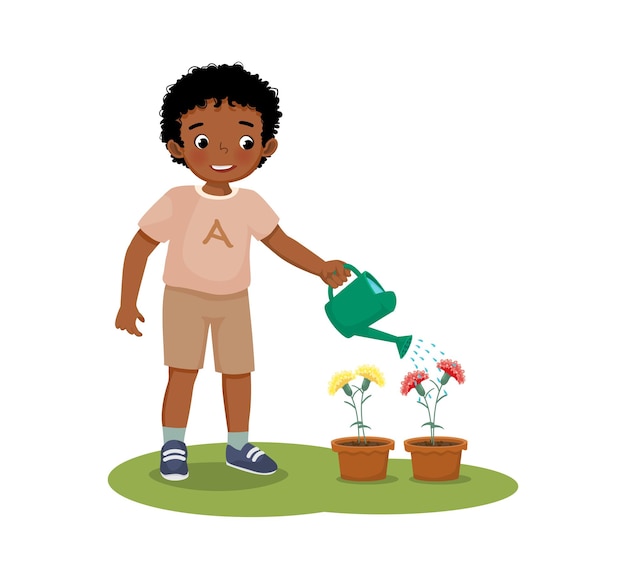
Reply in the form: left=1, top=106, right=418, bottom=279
left=139, top=185, right=279, bottom=295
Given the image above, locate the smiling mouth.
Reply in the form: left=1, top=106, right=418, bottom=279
left=211, top=165, right=235, bottom=172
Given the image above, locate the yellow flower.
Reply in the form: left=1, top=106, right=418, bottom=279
left=355, top=364, right=385, bottom=387
left=328, top=370, right=356, bottom=395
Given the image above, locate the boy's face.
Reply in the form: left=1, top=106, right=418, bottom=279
left=167, top=99, right=277, bottom=185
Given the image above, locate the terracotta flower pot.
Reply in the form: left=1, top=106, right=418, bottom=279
left=331, top=436, right=395, bottom=481
left=404, top=436, right=468, bottom=481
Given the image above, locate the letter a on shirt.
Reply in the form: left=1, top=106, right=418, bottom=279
left=202, top=218, right=233, bottom=247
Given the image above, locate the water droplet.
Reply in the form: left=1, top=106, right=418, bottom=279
left=440, top=351, right=445, bottom=356
left=431, top=343, right=436, bottom=347
left=418, top=338, right=423, bottom=342
left=425, top=349, right=430, bottom=353
left=432, top=357, right=437, bottom=362
left=419, top=356, right=424, bottom=361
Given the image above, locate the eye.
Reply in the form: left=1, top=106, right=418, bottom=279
left=194, top=135, right=209, bottom=149
left=239, top=136, right=254, bottom=150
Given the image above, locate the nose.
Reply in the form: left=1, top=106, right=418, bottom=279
left=219, top=142, right=228, bottom=153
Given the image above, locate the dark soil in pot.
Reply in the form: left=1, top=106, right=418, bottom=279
left=339, top=440, right=387, bottom=447
left=413, top=441, right=459, bottom=447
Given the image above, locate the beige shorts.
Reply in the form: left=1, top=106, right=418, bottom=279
left=162, top=286, right=254, bottom=373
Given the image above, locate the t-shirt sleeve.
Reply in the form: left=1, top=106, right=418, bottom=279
left=138, top=193, right=174, bottom=242
left=248, top=190, right=280, bottom=240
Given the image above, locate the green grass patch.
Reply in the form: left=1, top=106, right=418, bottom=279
left=108, top=442, right=518, bottom=517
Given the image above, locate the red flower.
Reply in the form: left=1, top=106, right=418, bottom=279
left=401, top=370, right=429, bottom=395
left=436, top=359, right=465, bottom=384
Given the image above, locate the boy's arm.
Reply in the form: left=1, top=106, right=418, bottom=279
left=261, top=225, right=351, bottom=288
left=115, top=229, right=160, bottom=336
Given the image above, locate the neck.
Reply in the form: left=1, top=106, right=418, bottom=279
left=202, top=182, right=232, bottom=196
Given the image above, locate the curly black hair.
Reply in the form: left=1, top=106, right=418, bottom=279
left=160, top=63, right=281, bottom=168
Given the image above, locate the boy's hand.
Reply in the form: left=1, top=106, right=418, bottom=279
left=115, top=306, right=145, bottom=337
left=320, top=261, right=351, bottom=288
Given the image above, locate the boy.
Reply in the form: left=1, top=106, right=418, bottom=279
left=115, top=63, right=350, bottom=480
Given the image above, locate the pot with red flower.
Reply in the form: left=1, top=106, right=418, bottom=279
left=328, top=365, right=394, bottom=481
left=401, top=357, right=467, bottom=481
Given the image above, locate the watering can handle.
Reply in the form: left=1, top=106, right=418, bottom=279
left=327, top=264, right=361, bottom=300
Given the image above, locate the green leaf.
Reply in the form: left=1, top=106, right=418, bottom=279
left=421, top=421, right=435, bottom=428
left=343, top=401, right=355, bottom=409
left=342, top=384, right=352, bottom=396
left=362, top=424, right=371, bottom=430
left=350, top=421, right=363, bottom=427
left=362, top=395, right=372, bottom=404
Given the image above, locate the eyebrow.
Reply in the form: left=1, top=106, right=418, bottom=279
left=187, top=120, right=253, bottom=130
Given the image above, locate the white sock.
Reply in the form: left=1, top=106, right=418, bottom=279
left=228, top=431, right=248, bottom=450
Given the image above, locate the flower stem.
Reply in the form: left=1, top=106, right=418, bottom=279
left=429, top=379, right=442, bottom=445
left=360, top=380, right=368, bottom=444
left=423, top=390, right=434, bottom=445
left=350, top=389, right=361, bottom=443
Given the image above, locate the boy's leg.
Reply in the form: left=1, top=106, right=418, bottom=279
left=163, top=367, right=198, bottom=433
left=160, top=286, right=209, bottom=480
left=212, top=290, right=277, bottom=474
left=223, top=372, right=277, bottom=475
left=222, top=373, right=251, bottom=431
left=213, top=291, right=253, bottom=449
left=222, top=373, right=251, bottom=448
left=160, top=367, right=198, bottom=481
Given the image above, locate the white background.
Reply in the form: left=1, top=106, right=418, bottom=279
left=2, top=1, right=625, bottom=576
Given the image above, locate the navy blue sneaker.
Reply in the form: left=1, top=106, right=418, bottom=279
left=226, top=443, right=277, bottom=475
left=160, top=440, right=189, bottom=481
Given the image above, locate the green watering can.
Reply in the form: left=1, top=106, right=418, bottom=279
left=325, top=264, right=412, bottom=358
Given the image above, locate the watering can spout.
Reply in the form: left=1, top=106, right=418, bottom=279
left=354, top=327, right=413, bottom=359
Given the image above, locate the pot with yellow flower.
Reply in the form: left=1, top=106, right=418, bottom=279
left=401, top=358, right=467, bottom=481
left=328, top=364, right=394, bottom=481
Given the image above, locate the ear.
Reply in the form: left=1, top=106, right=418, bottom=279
left=167, top=139, right=185, bottom=159
left=262, top=138, right=278, bottom=157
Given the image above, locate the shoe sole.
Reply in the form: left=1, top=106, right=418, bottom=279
left=161, top=472, right=189, bottom=481
left=226, top=462, right=277, bottom=476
